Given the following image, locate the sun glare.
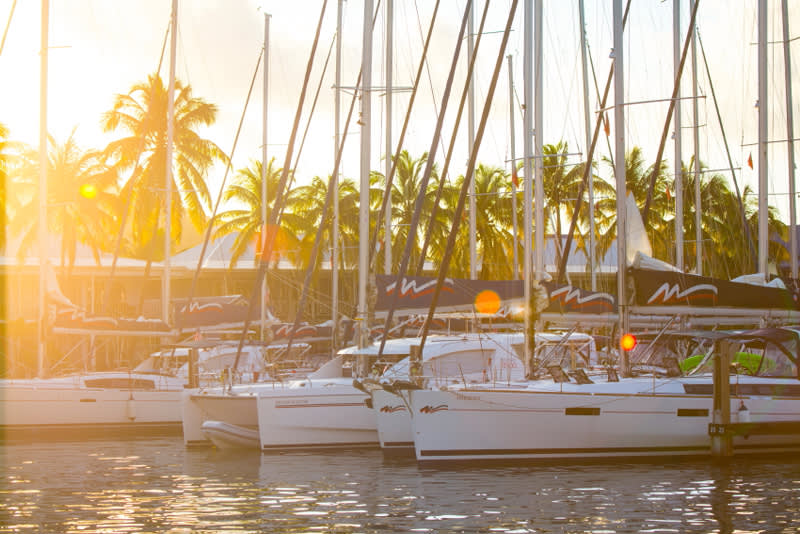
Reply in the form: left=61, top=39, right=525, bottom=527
left=474, top=290, right=501, bottom=315
left=79, top=183, right=97, bottom=199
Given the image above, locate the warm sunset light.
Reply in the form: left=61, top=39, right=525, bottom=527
left=79, top=183, right=97, bottom=199
left=620, top=333, right=637, bottom=351
left=474, top=290, right=501, bottom=315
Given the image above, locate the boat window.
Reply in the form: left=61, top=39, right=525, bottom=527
left=681, top=341, right=798, bottom=378
left=84, top=378, right=156, bottom=389
left=425, top=349, right=493, bottom=379
left=755, top=344, right=796, bottom=378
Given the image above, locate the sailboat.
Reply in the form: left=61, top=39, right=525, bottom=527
left=0, top=1, right=262, bottom=440
left=0, top=3, right=191, bottom=440
left=370, top=330, right=595, bottom=454
left=409, top=328, right=800, bottom=463
left=406, top=0, right=800, bottom=464
left=181, top=1, right=338, bottom=449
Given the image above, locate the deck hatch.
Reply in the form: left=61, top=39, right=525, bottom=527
left=677, top=408, right=709, bottom=417
left=565, top=407, right=600, bottom=416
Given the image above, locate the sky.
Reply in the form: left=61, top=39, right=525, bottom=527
left=2, top=0, right=800, bottom=223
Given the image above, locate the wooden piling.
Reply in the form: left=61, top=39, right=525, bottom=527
left=710, top=339, right=733, bottom=458
left=188, top=347, right=199, bottom=389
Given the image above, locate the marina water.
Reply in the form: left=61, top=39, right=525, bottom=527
left=2, top=436, right=799, bottom=533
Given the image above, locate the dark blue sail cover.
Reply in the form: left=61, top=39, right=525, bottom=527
left=374, top=275, right=616, bottom=316
left=53, top=306, right=172, bottom=334
left=173, top=295, right=263, bottom=330
left=629, top=267, right=800, bottom=310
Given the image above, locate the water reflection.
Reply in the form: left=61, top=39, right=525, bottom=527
left=1, top=438, right=799, bottom=533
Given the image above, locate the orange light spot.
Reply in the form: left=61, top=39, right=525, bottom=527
left=620, top=333, right=637, bottom=351
left=474, top=290, right=501, bottom=315
left=79, top=183, right=97, bottom=199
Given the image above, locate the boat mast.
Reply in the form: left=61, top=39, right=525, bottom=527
left=690, top=0, right=701, bottom=275
left=332, top=0, right=342, bottom=354
left=37, top=0, right=48, bottom=377
left=613, top=0, right=630, bottom=376
left=359, top=0, right=373, bottom=348
left=522, top=0, right=533, bottom=375
left=507, top=54, right=519, bottom=280
left=468, top=2, right=476, bottom=280
left=534, top=0, right=543, bottom=288
left=261, top=11, right=270, bottom=341
left=672, top=0, right=683, bottom=271
left=758, top=0, right=768, bottom=277
left=578, top=0, right=595, bottom=290
left=384, top=0, right=393, bottom=276
left=163, top=0, right=177, bottom=324
left=781, top=0, right=797, bottom=281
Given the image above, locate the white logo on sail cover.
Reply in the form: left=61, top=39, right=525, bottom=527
left=646, top=283, right=718, bottom=305
left=549, top=285, right=615, bottom=308
left=386, top=277, right=455, bottom=298
left=181, top=301, right=224, bottom=315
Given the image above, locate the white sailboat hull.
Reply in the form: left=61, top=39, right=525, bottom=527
left=372, top=388, right=414, bottom=453
left=410, top=377, right=800, bottom=463
left=0, top=375, right=183, bottom=438
left=256, top=382, right=378, bottom=451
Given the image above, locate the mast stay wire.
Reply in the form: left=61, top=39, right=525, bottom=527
left=184, top=48, right=264, bottom=313
left=415, top=0, right=492, bottom=277
left=104, top=20, right=171, bottom=313
left=233, top=0, right=331, bottom=372
left=697, top=29, right=757, bottom=271
left=367, top=0, right=443, bottom=271
left=556, top=0, right=633, bottom=286
left=272, top=1, right=384, bottom=361
left=412, top=0, right=450, bottom=180
left=417, top=0, right=518, bottom=355
left=374, top=0, right=474, bottom=360
left=0, top=0, right=16, bottom=56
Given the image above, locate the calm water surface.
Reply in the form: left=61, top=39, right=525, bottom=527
left=1, top=436, right=799, bottom=533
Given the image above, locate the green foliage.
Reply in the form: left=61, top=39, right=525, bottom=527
left=8, top=130, right=119, bottom=270
left=101, top=74, right=227, bottom=259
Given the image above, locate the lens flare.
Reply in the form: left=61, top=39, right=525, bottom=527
left=79, top=183, right=98, bottom=199
left=474, top=290, right=501, bottom=315
left=620, top=333, right=637, bottom=351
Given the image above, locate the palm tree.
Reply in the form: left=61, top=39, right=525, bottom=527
left=101, top=74, right=226, bottom=259
left=594, top=146, right=671, bottom=263
left=331, top=174, right=373, bottom=271
left=426, top=164, right=513, bottom=279
left=8, top=130, right=119, bottom=271
left=287, top=172, right=380, bottom=273
left=375, top=150, right=439, bottom=274
left=680, top=163, right=784, bottom=279
left=214, top=157, right=299, bottom=268
left=539, top=141, right=593, bottom=270
left=470, top=164, right=515, bottom=279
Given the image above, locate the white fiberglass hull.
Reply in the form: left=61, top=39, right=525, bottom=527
left=372, top=388, right=414, bottom=453
left=0, top=376, right=183, bottom=438
left=182, top=383, right=270, bottom=447
left=256, top=381, right=378, bottom=451
left=409, top=376, right=800, bottom=463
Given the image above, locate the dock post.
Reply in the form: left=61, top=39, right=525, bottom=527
left=711, top=339, right=733, bottom=458
left=188, top=347, right=199, bottom=389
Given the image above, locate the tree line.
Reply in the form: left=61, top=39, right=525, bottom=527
left=1, top=75, right=789, bottom=292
